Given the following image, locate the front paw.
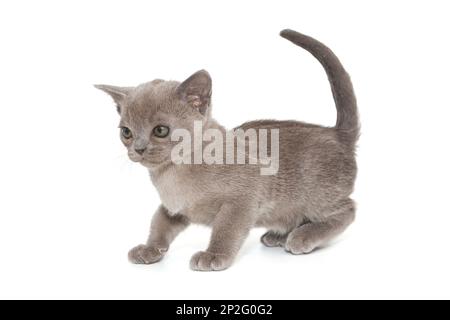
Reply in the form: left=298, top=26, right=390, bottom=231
left=190, top=251, right=233, bottom=271
left=128, top=244, right=167, bottom=264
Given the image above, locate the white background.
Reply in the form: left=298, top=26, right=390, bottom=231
left=0, top=0, right=449, bottom=300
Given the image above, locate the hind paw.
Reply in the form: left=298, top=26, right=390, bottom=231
left=260, top=231, right=288, bottom=247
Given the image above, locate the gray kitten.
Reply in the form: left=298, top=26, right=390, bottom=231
left=95, top=29, right=359, bottom=271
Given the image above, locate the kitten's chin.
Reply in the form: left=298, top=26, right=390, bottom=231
left=128, top=156, right=143, bottom=163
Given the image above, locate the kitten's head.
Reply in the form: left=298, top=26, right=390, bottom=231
left=95, top=70, right=212, bottom=169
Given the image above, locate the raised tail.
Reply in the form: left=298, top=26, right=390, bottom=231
left=280, top=29, right=359, bottom=143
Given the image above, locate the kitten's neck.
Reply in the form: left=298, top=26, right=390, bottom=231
left=205, top=117, right=226, bottom=134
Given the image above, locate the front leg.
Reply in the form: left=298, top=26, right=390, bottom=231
left=190, top=201, right=255, bottom=271
left=129, top=205, right=189, bottom=264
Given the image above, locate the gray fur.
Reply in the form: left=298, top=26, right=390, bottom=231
left=96, top=29, right=359, bottom=271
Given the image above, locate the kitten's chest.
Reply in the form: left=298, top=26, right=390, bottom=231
left=150, top=167, right=193, bottom=214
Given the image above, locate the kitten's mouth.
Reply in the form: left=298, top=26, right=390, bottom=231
left=136, top=156, right=170, bottom=168
left=128, top=151, right=170, bottom=168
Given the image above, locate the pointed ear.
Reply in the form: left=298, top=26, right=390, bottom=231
left=176, top=70, right=212, bottom=116
left=94, top=84, right=132, bottom=113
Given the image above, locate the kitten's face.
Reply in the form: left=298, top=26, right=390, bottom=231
left=96, top=70, right=212, bottom=169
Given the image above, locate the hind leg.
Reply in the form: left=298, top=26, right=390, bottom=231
left=261, top=210, right=309, bottom=248
left=285, top=199, right=355, bottom=254
left=261, top=231, right=289, bottom=247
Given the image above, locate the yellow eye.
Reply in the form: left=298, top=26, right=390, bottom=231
left=153, top=125, right=170, bottom=138
left=121, top=127, right=132, bottom=139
